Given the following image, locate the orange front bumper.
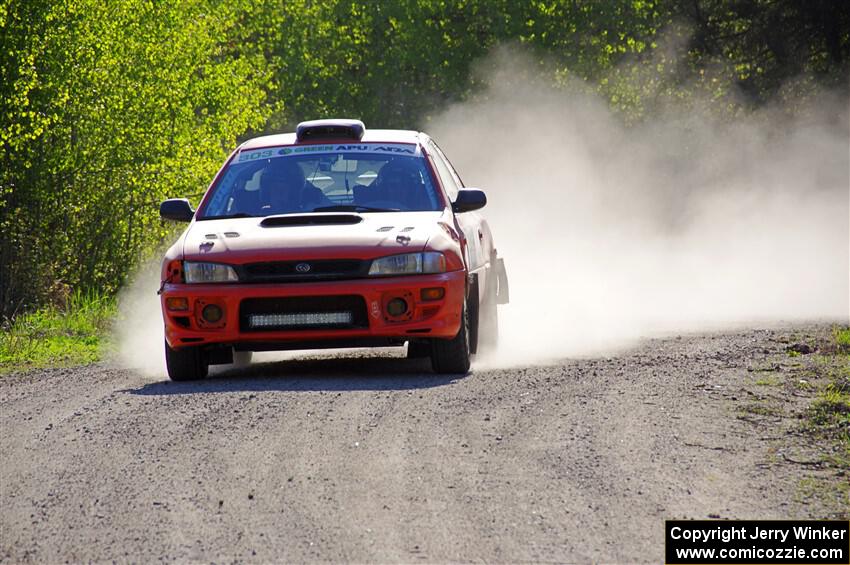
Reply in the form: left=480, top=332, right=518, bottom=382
left=160, top=271, right=465, bottom=350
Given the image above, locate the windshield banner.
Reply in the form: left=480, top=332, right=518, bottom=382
left=236, top=143, right=419, bottom=164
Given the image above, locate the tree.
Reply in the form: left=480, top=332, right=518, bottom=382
left=0, top=0, right=272, bottom=317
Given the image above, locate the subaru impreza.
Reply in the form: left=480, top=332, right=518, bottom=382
left=158, top=119, right=508, bottom=380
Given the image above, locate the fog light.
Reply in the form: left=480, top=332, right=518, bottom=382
left=420, top=287, right=445, bottom=301
left=386, top=298, right=408, bottom=317
left=166, top=297, right=189, bottom=311
left=202, top=304, right=223, bottom=323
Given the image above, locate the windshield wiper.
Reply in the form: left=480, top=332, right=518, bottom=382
left=199, top=212, right=257, bottom=220
left=311, top=205, right=400, bottom=213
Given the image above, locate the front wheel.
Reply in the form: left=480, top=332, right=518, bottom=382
left=164, top=340, right=209, bottom=381
left=431, top=301, right=471, bottom=374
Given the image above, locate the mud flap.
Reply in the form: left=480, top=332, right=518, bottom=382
left=467, top=273, right=480, bottom=355
left=207, top=346, right=234, bottom=365
left=496, top=257, right=510, bottom=304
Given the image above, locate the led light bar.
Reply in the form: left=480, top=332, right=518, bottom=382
left=248, top=312, right=352, bottom=328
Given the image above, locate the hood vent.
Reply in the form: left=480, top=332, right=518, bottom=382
left=296, top=119, right=365, bottom=142
left=260, top=214, right=363, bottom=227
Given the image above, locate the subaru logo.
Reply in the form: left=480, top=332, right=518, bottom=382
left=295, top=262, right=312, bottom=273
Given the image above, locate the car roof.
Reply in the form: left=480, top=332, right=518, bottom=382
left=239, top=129, right=425, bottom=150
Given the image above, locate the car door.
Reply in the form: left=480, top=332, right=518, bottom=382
left=426, top=139, right=495, bottom=297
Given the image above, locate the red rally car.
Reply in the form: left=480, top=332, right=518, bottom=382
left=158, top=119, right=508, bottom=381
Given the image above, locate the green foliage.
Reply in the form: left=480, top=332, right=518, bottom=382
left=258, top=0, right=848, bottom=127
left=673, top=0, right=849, bottom=104
left=0, top=290, right=115, bottom=372
left=261, top=0, right=666, bottom=129
left=0, top=0, right=273, bottom=317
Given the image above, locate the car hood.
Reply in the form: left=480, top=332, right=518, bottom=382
left=181, top=211, right=446, bottom=263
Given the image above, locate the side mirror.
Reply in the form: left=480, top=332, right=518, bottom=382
left=160, top=198, right=195, bottom=222
left=452, top=188, right=487, bottom=213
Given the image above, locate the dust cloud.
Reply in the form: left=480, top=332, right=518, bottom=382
left=113, top=260, right=167, bottom=377
left=432, top=50, right=849, bottom=367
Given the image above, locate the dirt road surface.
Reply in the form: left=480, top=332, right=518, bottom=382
left=1, top=324, right=845, bottom=563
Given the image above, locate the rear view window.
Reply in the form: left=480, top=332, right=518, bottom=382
left=200, top=144, right=442, bottom=218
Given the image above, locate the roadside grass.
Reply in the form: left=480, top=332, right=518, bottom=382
left=810, top=383, right=850, bottom=427
left=739, top=402, right=783, bottom=417
left=807, top=371, right=850, bottom=470
left=833, top=327, right=850, bottom=352
left=800, top=326, right=850, bottom=514
left=0, top=291, right=116, bottom=374
left=744, top=326, right=849, bottom=516
left=754, top=375, right=781, bottom=386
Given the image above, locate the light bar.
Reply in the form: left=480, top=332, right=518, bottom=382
left=248, top=312, right=352, bottom=328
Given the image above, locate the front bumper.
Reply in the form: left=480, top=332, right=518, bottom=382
left=160, top=271, right=465, bottom=350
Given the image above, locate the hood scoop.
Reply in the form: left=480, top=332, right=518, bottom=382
left=260, top=213, right=363, bottom=227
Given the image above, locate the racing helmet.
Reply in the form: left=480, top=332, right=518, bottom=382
left=259, top=158, right=306, bottom=212
left=375, top=158, right=423, bottom=206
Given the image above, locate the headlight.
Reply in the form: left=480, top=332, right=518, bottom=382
left=368, top=252, right=446, bottom=276
left=183, top=261, right=239, bottom=283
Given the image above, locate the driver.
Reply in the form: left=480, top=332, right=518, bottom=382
left=364, top=158, right=427, bottom=209
left=259, top=158, right=331, bottom=213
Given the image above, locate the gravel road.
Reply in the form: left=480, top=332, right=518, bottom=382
left=1, top=324, right=845, bottom=563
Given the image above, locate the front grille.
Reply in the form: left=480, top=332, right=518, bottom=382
left=239, top=259, right=368, bottom=283
left=240, top=295, right=369, bottom=332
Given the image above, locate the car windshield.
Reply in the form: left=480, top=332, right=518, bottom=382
left=199, top=144, right=442, bottom=219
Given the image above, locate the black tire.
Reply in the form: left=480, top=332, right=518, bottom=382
left=431, top=301, right=471, bottom=374
left=164, top=340, right=208, bottom=381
